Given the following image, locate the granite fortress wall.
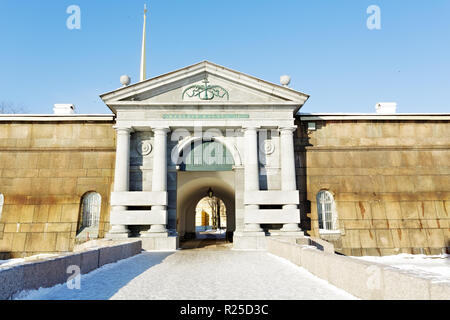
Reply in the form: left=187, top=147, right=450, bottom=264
left=0, top=119, right=116, bottom=258
left=0, top=116, right=449, bottom=257
left=295, top=118, right=449, bottom=256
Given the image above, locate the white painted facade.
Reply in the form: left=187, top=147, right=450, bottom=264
left=100, top=61, right=309, bottom=250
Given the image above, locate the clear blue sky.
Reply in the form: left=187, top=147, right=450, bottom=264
left=0, top=1, right=449, bottom=114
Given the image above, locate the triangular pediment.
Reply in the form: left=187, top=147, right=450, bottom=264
left=100, top=61, right=309, bottom=112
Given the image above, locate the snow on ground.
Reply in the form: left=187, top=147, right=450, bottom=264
left=355, top=254, right=450, bottom=282
left=0, top=254, right=59, bottom=268
left=196, top=230, right=226, bottom=239
left=0, top=258, right=25, bottom=267
left=14, top=252, right=173, bottom=300
left=15, top=250, right=356, bottom=300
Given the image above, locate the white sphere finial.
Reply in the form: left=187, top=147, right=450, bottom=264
left=120, top=75, right=131, bottom=87
left=280, top=75, right=291, bottom=87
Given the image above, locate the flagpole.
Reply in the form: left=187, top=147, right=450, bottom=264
left=140, top=4, right=147, bottom=82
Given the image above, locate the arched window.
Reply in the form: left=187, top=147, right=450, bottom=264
left=316, top=190, right=338, bottom=231
left=80, top=192, right=101, bottom=229
left=0, top=193, right=4, bottom=221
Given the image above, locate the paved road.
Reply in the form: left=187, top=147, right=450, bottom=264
left=17, top=245, right=356, bottom=300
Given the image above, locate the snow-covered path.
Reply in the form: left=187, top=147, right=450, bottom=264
left=16, top=250, right=356, bottom=300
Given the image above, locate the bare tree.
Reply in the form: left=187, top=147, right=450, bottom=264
left=207, top=196, right=218, bottom=229
left=206, top=197, right=224, bottom=230
left=0, top=101, right=27, bottom=114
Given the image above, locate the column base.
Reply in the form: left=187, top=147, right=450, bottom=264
left=105, top=225, right=130, bottom=240
left=244, top=223, right=263, bottom=232
left=278, top=229, right=304, bottom=237
left=140, top=236, right=179, bottom=251
left=233, top=231, right=266, bottom=250
left=140, top=224, right=168, bottom=238
left=140, top=231, right=169, bottom=238
left=281, top=223, right=301, bottom=232
left=271, top=224, right=305, bottom=241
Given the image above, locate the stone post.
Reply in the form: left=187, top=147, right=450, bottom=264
left=243, top=126, right=263, bottom=232
left=148, top=127, right=170, bottom=233
left=279, top=126, right=301, bottom=232
left=107, top=127, right=131, bottom=238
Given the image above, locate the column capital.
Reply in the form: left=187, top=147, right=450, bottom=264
left=242, top=126, right=260, bottom=133
left=152, top=127, right=171, bottom=134
left=113, top=126, right=133, bottom=134
left=278, top=126, right=297, bottom=134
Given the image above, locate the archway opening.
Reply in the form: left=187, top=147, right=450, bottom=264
left=175, top=137, right=238, bottom=249
left=195, top=193, right=227, bottom=240
left=176, top=171, right=235, bottom=248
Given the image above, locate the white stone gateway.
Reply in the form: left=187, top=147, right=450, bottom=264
left=100, top=61, right=309, bottom=250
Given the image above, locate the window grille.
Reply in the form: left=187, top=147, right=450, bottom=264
left=81, top=192, right=101, bottom=228
left=316, top=190, right=338, bottom=231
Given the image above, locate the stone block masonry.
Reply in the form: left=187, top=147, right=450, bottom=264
left=296, top=119, right=450, bottom=255
left=0, top=121, right=116, bottom=257
left=0, top=240, right=141, bottom=300
left=1, top=114, right=449, bottom=255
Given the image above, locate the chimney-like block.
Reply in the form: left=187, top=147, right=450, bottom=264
left=375, top=102, right=397, bottom=114
left=53, top=104, right=75, bottom=115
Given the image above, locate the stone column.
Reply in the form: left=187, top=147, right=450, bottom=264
left=243, top=126, right=263, bottom=232
left=279, top=126, right=301, bottom=232
left=148, top=127, right=170, bottom=233
left=107, top=127, right=131, bottom=238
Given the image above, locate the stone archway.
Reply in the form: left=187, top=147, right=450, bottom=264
left=174, top=137, right=238, bottom=244
left=176, top=171, right=235, bottom=242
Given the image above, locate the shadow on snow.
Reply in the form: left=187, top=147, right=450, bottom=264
left=18, top=252, right=174, bottom=300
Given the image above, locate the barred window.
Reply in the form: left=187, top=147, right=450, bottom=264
left=316, top=190, right=338, bottom=231
left=81, top=192, right=101, bottom=228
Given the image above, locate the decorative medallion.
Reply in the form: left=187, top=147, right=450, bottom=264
left=263, top=140, right=275, bottom=155
left=182, top=78, right=229, bottom=101
left=136, top=141, right=152, bottom=156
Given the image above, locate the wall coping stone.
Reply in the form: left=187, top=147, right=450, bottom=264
left=0, top=240, right=141, bottom=300
left=266, top=238, right=450, bottom=300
